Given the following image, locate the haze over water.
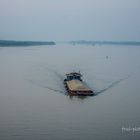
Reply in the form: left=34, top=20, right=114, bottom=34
left=0, top=44, right=140, bottom=140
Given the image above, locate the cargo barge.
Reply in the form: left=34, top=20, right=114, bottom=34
left=64, top=72, right=94, bottom=96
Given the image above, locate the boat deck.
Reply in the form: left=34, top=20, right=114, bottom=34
left=66, top=80, right=91, bottom=91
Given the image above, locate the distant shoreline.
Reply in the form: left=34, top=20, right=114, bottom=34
left=69, top=40, right=140, bottom=46
left=0, top=40, right=55, bottom=46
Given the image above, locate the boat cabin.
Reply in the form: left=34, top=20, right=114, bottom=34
left=66, top=72, right=82, bottom=81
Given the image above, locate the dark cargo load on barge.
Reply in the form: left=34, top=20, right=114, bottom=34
left=64, top=72, right=94, bottom=96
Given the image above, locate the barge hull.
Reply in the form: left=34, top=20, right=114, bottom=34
left=64, top=79, right=94, bottom=96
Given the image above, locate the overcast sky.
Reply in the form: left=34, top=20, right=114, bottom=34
left=0, top=0, right=140, bottom=41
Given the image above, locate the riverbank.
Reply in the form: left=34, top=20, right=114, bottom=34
left=0, top=40, right=55, bottom=46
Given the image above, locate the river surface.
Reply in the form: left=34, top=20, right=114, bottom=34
left=0, top=44, right=140, bottom=140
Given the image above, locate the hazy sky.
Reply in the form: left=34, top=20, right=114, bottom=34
left=0, top=0, right=140, bottom=41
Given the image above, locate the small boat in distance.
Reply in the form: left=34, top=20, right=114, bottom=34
left=64, top=72, right=94, bottom=96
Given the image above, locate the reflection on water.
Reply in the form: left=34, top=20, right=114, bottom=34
left=0, top=44, right=140, bottom=140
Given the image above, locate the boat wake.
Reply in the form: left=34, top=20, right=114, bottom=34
left=27, top=65, right=131, bottom=97
left=94, top=75, right=131, bottom=95
left=27, top=64, right=67, bottom=95
left=28, top=79, right=65, bottom=94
